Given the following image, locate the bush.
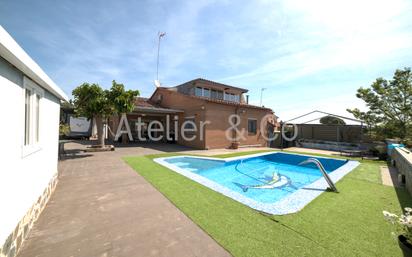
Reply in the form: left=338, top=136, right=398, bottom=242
left=59, top=123, right=70, bottom=137
left=370, top=144, right=387, bottom=160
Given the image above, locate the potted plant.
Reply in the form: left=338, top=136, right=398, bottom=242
left=231, top=141, right=240, bottom=149
left=383, top=208, right=412, bottom=256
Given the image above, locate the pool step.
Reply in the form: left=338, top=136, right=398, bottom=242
left=172, top=162, right=198, bottom=172
left=174, top=162, right=190, bottom=166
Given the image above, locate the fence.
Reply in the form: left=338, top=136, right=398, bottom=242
left=295, top=124, right=362, bottom=143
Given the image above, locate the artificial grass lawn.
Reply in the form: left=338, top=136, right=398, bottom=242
left=124, top=151, right=412, bottom=257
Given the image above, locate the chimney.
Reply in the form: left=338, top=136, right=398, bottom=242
left=246, top=95, right=249, bottom=104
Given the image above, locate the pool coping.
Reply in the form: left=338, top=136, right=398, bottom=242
left=154, top=151, right=360, bottom=215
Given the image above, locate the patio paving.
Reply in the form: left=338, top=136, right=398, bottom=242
left=17, top=141, right=231, bottom=257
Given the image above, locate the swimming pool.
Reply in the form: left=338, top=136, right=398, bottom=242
left=154, top=152, right=359, bottom=215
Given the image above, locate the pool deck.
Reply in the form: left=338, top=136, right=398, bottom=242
left=187, top=146, right=340, bottom=156
left=16, top=142, right=231, bottom=257
left=186, top=146, right=274, bottom=156
left=284, top=147, right=341, bottom=156
left=15, top=142, right=341, bottom=257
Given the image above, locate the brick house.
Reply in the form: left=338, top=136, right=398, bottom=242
left=109, top=78, right=278, bottom=149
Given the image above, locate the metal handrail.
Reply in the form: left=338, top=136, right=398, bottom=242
left=299, top=158, right=338, bottom=192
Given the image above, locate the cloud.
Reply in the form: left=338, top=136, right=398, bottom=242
left=1, top=0, right=412, bottom=120
left=13, top=0, right=221, bottom=96
left=218, top=0, right=412, bottom=84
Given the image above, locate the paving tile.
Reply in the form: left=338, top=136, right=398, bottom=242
left=17, top=142, right=231, bottom=257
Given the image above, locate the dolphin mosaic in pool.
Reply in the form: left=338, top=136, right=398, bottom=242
left=234, top=172, right=294, bottom=192
left=154, top=152, right=359, bottom=215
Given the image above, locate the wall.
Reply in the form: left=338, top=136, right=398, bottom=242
left=204, top=103, right=272, bottom=149
left=296, top=124, right=363, bottom=143
left=0, top=57, right=60, bottom=256
left=391, top=147, right=412, bottom=195
left=153, top=88, right=206, bottom=149
left=152, top=88, right=274, bottom=149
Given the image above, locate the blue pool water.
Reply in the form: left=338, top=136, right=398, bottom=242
left=162, top=153, right=347, bottom=204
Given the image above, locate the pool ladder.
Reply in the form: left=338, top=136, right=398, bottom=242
left=299, top=158, right=338, bottom=193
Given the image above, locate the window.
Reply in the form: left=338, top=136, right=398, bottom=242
left=183, top=117, right=196, bottom=130
left=195, top=87, right=203, bottom=96
left=234, top=94, right=240, bottom=102
left=217, top=90, right=223, bottom=100
left=182, top=116, right=197, bottom=138
left=224, top=92, right=239, bottom=102
left=211, top=89, right=217, bottom=99
left=24, top=88, right=31, bottom=145
left=248, top=119, right=257, bottom=134
left=22, top=77, right=43, bottom=156
left=35, top=94, right=40, bottom=142
left=211, top=89, right=224, bottom=100
left=203, top=88, right=210, bottom=98
left=195, top=87, right=212, bottom=98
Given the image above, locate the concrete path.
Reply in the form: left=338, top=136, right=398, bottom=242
left=17, top=142, right=231, bottom=257
left=380, top=166, right=403, bottom=188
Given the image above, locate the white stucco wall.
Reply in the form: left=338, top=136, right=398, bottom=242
left=0, top=56, right=61, bottom=245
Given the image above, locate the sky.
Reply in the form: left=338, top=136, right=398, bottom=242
left=1, top=0, right=412, bottom=122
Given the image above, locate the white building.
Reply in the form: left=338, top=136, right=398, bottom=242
left=0, top=26, right=68, bottom=257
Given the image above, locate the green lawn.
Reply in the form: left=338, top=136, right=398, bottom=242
left=124, top=150, right=411, bottom=257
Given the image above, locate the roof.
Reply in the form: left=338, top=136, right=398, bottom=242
left=150, top=88, right=273, bottom=112
left=285, top=110, right=363, bottom=124
left=176, top=78, right=249, bottom=93
left=0, top=26, right=68, bottom=101
left=134, top=97, right=156, bottom=108
left=134, top=97, right=183, bottom=114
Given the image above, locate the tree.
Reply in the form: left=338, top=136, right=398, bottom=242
left=106, top=80, right=140, bottom=142
left=72, top=81, right=140, bottom=146
left=106, top=80, right=140, bottom=114
left=345, top=109, right=383, bottom=138
left=72, top=83, right=112, bottom=147
left=347, top=67, right=412, bottom=140
left=319, top=115, right=346, bottom=125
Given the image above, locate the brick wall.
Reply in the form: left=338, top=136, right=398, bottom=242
left=152, top=88, right=275, bottom=149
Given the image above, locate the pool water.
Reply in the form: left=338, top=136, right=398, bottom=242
left=155, top=152, right=358, bottom=214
